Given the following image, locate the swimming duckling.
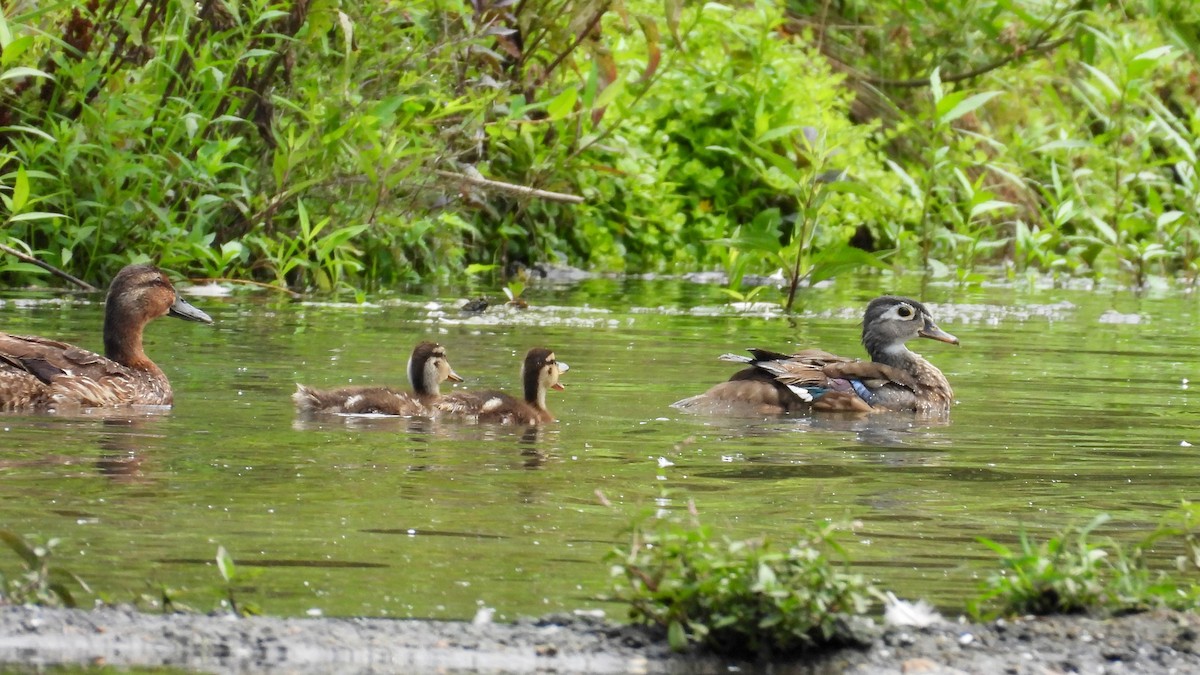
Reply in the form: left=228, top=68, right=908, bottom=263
left=672, top=296, right=958, bottom=415
left=0, top=263, right=213, bottom=411
left=434, top=347, right=568, bottom=425
left=293, top=341, right=462, bottom=416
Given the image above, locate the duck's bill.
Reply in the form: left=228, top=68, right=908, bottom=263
left=551, top=382, right=566, bottom=391
left=169, top=295, right=214, bottom=324
left=447, top=369, right=464, bottom=383
left=919, top=321, right=959, bottom=345
left=557, top=361, right=570, bottom=373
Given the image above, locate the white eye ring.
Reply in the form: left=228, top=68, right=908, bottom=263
left=897, top=304, right=914, bottom=319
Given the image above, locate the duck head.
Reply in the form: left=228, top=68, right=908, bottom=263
left=861, top=296, right=958, bottom=362
left=407, top=341, right=463, bottom=396
left=521, top=347, right=569, bottom=409
left=103, top=264, right=212, bottom=365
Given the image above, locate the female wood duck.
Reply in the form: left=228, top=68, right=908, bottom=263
left=672, top=296, right=958, bottom=415
left=293, top=341, right=463, bottom=415
left=0, top=263, right=213, bottom=411
left=433, top=347, right=568, bottom=425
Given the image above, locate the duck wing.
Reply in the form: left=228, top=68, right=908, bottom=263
left=0, top=334, right=148, bottom=409
left=293, top=384, right=428, bottom=416
left=434, top=390, right=546, bottom=425
left=731, top=348, right=920, bottom=412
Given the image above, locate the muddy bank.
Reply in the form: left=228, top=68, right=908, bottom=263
left=0, top=605, right=1197, bottom=674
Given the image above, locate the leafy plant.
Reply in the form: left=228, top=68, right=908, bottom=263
left=607, top=506, right=875, bottom=656
left=0, top=530, right=90, bottom=607
left=971, top=506, right=1200, bottom=620
left=214, top=545, right=261, bottom=617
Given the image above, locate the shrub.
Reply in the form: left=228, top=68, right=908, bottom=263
left=607, top=507, right=875, bottom=656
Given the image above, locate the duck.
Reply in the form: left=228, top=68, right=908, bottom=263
left=433, top=347, right=568, bottom=425
left=0, top=263, right=213, bottom=411
left=672, top=296, right=958, bottom=415
left=293, top=341, right=463, bottom=415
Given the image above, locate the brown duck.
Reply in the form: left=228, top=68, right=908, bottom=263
left=672, top=296, right=958, bottom=415
left=433, top=347, right=568, bottom=425
left=293, top=341, right=463, bottom=416
left=0, top=263, right=213, bottom=411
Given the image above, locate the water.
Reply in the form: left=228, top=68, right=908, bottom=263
left=0, top=276, right=1195, bottom=622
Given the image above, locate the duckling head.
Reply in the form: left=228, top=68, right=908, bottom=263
left=521, top=348, right=569, bottom=408
left=408, top=341, right=463, bottom=396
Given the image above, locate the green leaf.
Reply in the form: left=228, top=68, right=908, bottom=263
left=1079, top=63, right=1119, bottom=97
left=667, top=620, right=688, bottom=651
left=546, top=87, right=578, bottom=121
left=929, top=66, right=944, bottom=102
left=0, top=530, right=40, bottom=567
left=7, top=211, right=66, bottom=223
left=12, top=164, right=28, bottom=212
left=969, top=200, right=1015, bottom=219
left=0, top=66, right=55, bottom=82
left=464, top=263, right=497, bottom=275
left=939, top=91, right=1002, bottom=124
left=216, top=546, right=235, bottom=583
left=809, top=244, right=888, bottom=284
left=0, top=10, right=11, bottom=49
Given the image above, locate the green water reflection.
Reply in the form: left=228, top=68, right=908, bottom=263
left=0, top=278, right=1195, bottom=621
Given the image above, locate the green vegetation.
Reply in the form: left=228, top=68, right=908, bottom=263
left=607, top=507, right=875, bottom=655
left=0, top=1, right=1199, bottom=292
left=971, top=505, right=1200, bottom=619
left=0, top=529, right=89, bottom=607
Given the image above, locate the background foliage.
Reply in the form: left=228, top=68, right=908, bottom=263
left=1, top=0, right=1199, bottom=292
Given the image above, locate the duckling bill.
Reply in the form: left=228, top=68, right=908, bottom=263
left=294, top=341, right=462, bottom=416
left=434, top=347, right=568, bottom=425
left=672, top=296, right=958, bottom=415
left=0, top=263, right=213, bottom=411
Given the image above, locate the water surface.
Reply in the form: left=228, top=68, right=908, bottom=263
left=0, top=277, right=1195, bottom=620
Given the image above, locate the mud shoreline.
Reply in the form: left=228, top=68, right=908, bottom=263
left=1, top=605, right=1198, bottom=673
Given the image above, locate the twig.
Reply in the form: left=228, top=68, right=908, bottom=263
left=434, top=170, right=584, bottom=204
left=0, top=244, right=98, bottom=291
left=844, top=0, right=1084, bottom=89
left=855, top=35, right=1072, bottom=88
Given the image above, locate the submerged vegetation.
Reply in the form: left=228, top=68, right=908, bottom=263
left=0, top=1, right=1199, bottom=292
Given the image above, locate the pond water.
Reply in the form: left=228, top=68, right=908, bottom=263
left=0, top=276, right=1195, bottom=622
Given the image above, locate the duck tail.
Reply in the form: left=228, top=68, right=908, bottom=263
left=292, top=383, right=322, bottom=412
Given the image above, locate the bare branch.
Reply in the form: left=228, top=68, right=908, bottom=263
left=434, top=170, right=584, bottom=204
left=0, top=244, right=98, bottom=291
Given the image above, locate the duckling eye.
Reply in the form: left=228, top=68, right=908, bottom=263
left=896, top=304, right=914, bottom=319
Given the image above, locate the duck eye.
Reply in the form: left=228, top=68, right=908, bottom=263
left=897, top=304, right=914, bottom=319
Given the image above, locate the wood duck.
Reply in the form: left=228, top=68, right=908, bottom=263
left=293, top=341, right=463, bottom=416
left=433, top=347, right=568, bottom=425
left=672, top=296, right=958, bottom=415
left=0, top=263, right=213, bottom=411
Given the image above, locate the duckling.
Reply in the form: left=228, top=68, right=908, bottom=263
left=293, top=341, right=463, bottom=415
left=434, top=347, right=568, bottom=425
left=0, top=263, right=213, bottom=411
left=672, top=296, right=958, bottom=415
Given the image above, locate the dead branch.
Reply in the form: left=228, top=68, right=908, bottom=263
left=434, top=170, right=584, bottom=204
left=0, top=244, right=98, bottom=291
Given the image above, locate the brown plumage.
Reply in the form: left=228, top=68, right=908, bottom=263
left=0, top=263, right=213, bottom=411
left=672, top=296, right=958, bottom=415
left=293, top=341, right=463, bottom=416
left=433, top=347, right=569, bottom=425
